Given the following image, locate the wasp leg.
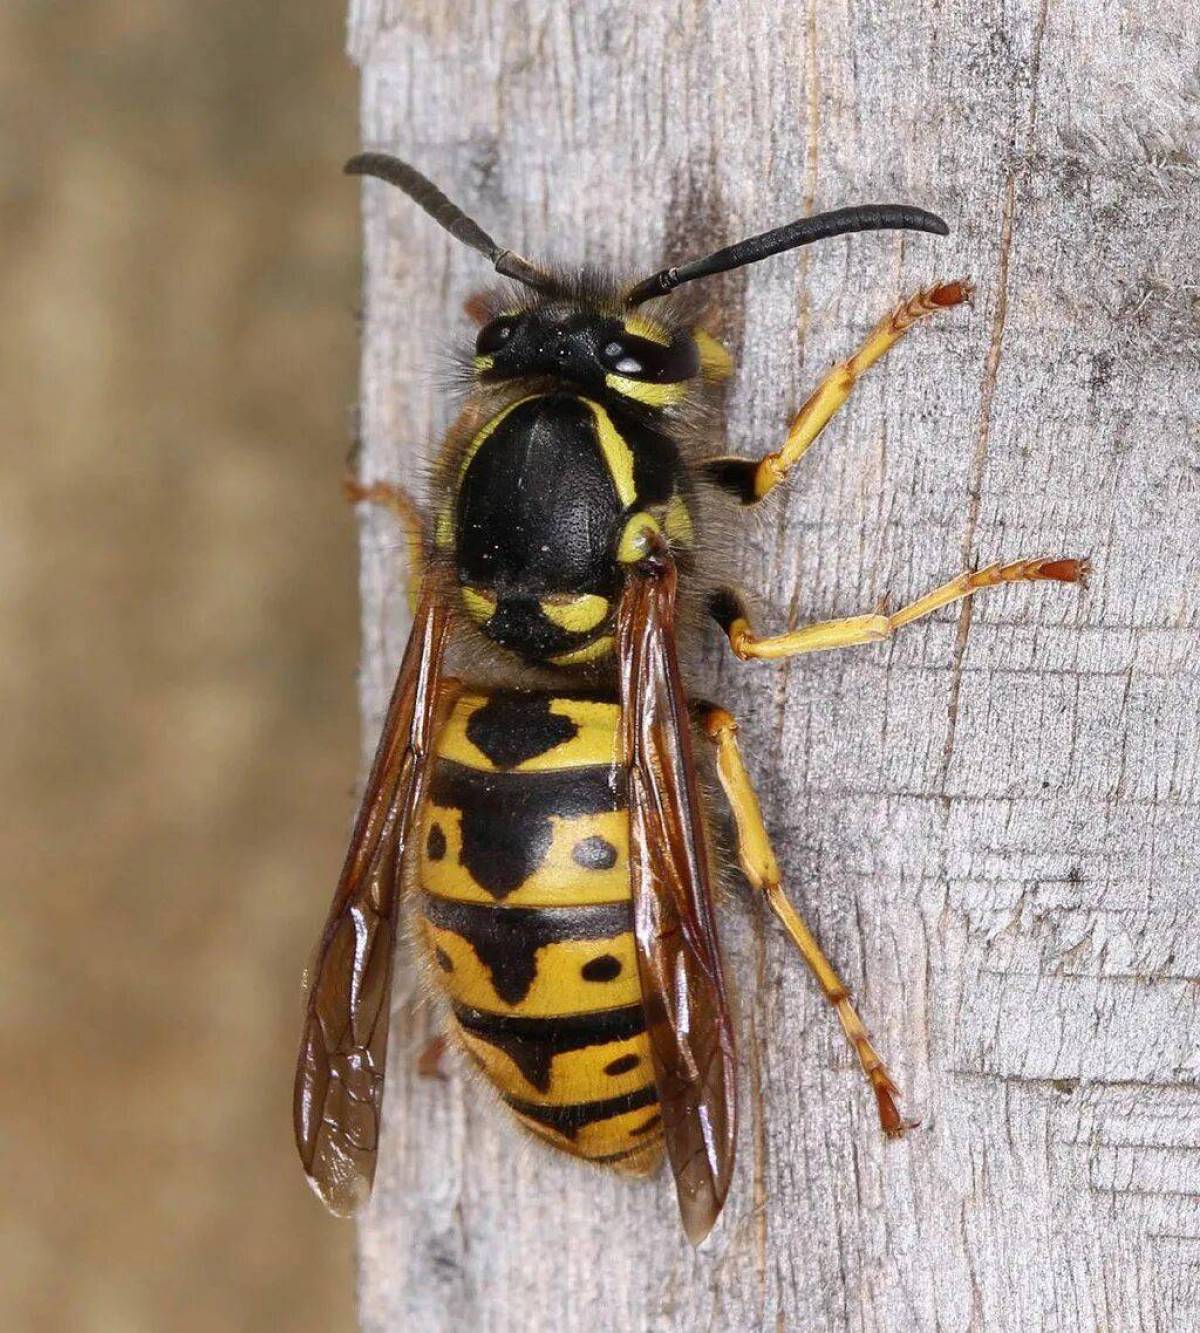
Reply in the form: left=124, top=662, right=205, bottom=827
left=345, top=477, right=426, bottom=613
left=710, top=557, right=1088, bottom=661
left=704, top=281, right=972, bottom=504
left=699, top=705, right=909, bottom=1135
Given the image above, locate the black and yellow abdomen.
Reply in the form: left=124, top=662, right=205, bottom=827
left=417, top=689, right=662, bottom=1171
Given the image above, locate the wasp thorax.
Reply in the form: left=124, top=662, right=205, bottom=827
left=449, top=388, right=692, bottom=669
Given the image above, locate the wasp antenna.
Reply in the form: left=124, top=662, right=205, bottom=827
left=345, top=152, right=551, bottom=293
left=625, top=203, right=950, bottom=306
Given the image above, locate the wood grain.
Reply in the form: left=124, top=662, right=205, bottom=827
left=344, top=3, right=1200, bottom=1327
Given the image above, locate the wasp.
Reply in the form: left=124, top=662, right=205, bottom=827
left=294, top=152, right=1086, bottom=1243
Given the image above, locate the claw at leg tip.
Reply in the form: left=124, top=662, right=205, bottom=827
left=873, top=1076, right=918, bottom=1139
left=883, top=1115, right=922, bottom=1140
left=933, top=277, right=974, bottom=309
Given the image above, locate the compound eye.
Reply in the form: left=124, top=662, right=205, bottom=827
left=476, top=317, right=518, bottom=356
left=600, top=340, right=644, bottom=376
left=600, top=330, right=700, bottom=383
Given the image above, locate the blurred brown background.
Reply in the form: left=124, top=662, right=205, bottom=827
left=2, top=3, right=361, bottom=1328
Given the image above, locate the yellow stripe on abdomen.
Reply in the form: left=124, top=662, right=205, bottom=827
left=434, top=691, right=620, bottom=773
left=453, top=1001, right=652, bottom=1105
left=421, top=804, right=630, bottom=906
left=422, top=896, right=640, bottom=1017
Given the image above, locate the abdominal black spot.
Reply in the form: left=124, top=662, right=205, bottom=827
left=426, top=824, right=447, bottom=861
left=581, top=954, right=622, bottom=983
left=629, top=1112, right=661, bottom=1138
left=466, top=692, right=579, bottom=769
left=434, top=947, right=454, bottom=973
left=603, top=1053, right=640, bottom=1077
left=572, top=835, right=617, bottom=870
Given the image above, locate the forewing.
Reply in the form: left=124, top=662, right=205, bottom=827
left=293, top=584, right=450, bottom=1214
left=617, top=556, right=737, bottom=1244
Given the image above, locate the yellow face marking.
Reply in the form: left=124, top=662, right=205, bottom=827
left=621, top=314, right=671, bottom=347
left=583, top=400, right=637, bottom=507
left=664, top=493, right=693, bottom=548
left=695, top=328, right=733, bottom=381
left=472, top=354, right=495, bottom=372
left=539, top=593, right=610, bottom=633
left=460, top=586, right=496, bottom=625
left=548, top=635, right=614, bottom=667
left=603, top=374, right=686, bottom=407
left=616, top=512, right=663, bottom=565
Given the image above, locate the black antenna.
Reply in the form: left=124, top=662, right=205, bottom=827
left=625, top=204, right=949, bottom=306
left=345, top=153, right=550, bottom=292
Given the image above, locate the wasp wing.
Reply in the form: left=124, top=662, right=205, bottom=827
left=293, top=583, right=450, bottom=1214
left=616, top=555, right=738, bottom=1244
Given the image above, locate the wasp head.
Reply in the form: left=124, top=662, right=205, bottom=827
left=471, top=300, right=707, bottom=411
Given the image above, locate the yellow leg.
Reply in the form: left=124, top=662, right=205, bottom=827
left=700, top=706, right=910, bottom=1136
left=345, top=477, right=426, bottom=613
left=704, top=281, right=972, bottom=504
left=712, top=556, right=1089, bottom=661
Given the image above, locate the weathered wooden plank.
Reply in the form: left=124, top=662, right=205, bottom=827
left=344, top=3, right=1200, bottom=1328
